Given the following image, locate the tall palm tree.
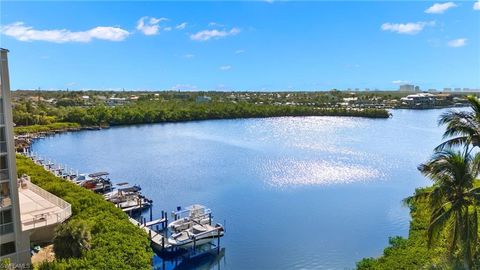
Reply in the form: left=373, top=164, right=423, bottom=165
left=408, top=148, right=480, bottom=269
left=436, top=96, right=480, bottom=151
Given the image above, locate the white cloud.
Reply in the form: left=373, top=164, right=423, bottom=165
left=425, top=2, right=457, bottom=14
left=136, top=16, right=168, bottom=35
left=182, top=54, right=195, bottom=59
left=474, top=1, right=480, bottom=10
left=220, top=65, right=231, bottom=71
left=176, top=22, right=187, bottom=30
left=381, top=21, right=435, bottom=35
left=0, top=22, right=129, bottom=43
left=208, top=22, right=224, bottom=27
left=190, top=28, right=240, bottom=41
left=164, top=27, right=172, bottom=31
left=235, top=49, right=245, bottom=54
left=392, top=80, right=411, bottom=84
left=447, top=38, right=467, bottom=47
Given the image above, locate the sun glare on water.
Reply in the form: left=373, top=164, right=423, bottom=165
left=261, top=159, right=383, bottom=188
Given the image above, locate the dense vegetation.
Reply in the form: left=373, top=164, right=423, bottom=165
left=13, top=99, right=389, bottom=129
left=14, top=122, right=80, bottom=135
left=358, top=96, right=480, bottom=269
left=358, top=183, right=480, bottom=269
left=16, top=155, right=153, bottom=269
left=357, top=186, right=441, bottom=269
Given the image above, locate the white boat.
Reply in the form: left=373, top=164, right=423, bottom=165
left=104, top=184, right=150, bottom=211
left=104, top=185, right=141, bottom=202
left=168, top=223, right=224, bottom=248
left=71, top=173, right=92, bottom=185
left=80, top=172, right=113, bottom=193
left=117, top=196, right=151, bottom=212
left=169, top=204, right=212, bottom=233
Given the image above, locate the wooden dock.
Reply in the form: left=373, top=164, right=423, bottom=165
left=129, top=217, right=171, bottom=250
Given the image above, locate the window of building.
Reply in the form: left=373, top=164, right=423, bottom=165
left=0, top=107, right=4, bottom=125
left=0, top=127, right=5, bottom=142
left=0, top=127, right=7, bottom=153
left=0, top=241, right=15, bottom=256
left=0, top=209, right=12, bottom=224
left=0, top=154, right=8, bottom=181
left=0, top=209, right=13, bottom=235
left=0, top=155, right=8, bottom=170
left=0, top=182, right=11, bottom=208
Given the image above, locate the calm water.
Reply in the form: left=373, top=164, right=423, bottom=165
left=31, top=109, right=447, bottom=270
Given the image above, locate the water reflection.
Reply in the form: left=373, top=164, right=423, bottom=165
left=153, top=247, right=226, bottom=270
left=31, top=110, right=447, bottom=269
left=261, top=158, right=383, bottom=187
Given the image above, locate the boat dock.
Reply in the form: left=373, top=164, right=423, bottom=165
left=20, top=149, right=225, bottom=255
left=129, top=216, right=171, bottom=250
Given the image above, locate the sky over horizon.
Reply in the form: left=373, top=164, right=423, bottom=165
left=1, top=1, right=479, bottom=91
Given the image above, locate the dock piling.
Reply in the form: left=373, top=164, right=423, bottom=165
left=193, top=236, right=196, bottom=254
left=217, top=229, right=221, bottom=254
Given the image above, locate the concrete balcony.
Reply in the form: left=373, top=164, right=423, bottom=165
left=18, top=177, right=71, bottom=241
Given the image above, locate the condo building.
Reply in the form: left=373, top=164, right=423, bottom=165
left=1, top=49, right=72, bottom=266
left=399, top=84, right=415, bottom=92
left=0, top=48, right=31, bottom=264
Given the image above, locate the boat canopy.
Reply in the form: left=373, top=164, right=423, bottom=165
left=118, top=185, right=141, bottom=193
left=88, top=172, right=109, bottom=178
left=172, top=204, right=211, bottom=219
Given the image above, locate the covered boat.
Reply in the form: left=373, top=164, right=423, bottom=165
left=169, top=204, right=212, bottom=233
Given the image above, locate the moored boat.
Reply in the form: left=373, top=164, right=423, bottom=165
left=80, top=172, right=113, bottom=193
left=168, top=223, right=224, bottom=248
left=169, top=204, right=212, bottom=233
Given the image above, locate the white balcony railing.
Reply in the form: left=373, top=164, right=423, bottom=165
left=20, top=180, right=72, bottom=231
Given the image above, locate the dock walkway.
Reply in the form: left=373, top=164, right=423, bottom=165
left=129, top=217, right=171, bottom=250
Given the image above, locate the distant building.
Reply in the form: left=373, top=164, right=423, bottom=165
left=107, top=97, right=127, bottom=106
left=444, top=88, right=452, bottom=92
left=343, top=97, right=358, bottom=102
left=454, top=88, right=461, bottom=92
left=195, top=96, right=212, bottom=103
left=400, top=93, right=435, bottom=108
left=414, top=86, right=420, bottom=92
left=435, top=93, right=453, bottom=106
left=428, top=89, right=437, bottom=92
left=399, top=84, right=415, bottom=92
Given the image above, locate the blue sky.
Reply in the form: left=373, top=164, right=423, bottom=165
left=1, top=1, right=479, bottom=91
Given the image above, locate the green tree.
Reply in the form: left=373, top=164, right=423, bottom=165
left=407, top=149, right=480, bottom=269
left=53, top=220, right=92, bottom=259
left=437, top=96, right=480, bottom=150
